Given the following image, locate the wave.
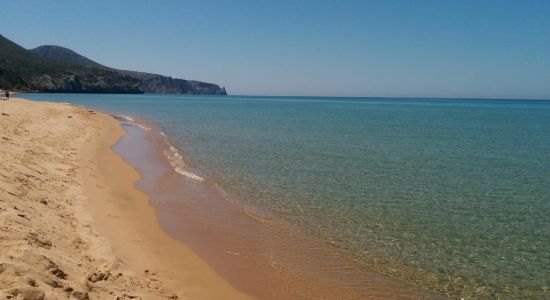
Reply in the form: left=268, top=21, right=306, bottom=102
left=119, top=115, right=135, bottom=122
left=114, top=113, right=204, bottom=182
left=160, top=132, right=205, bottom=182
left=114, top=114, right=151, bottom=131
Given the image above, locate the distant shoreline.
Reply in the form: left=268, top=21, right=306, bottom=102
left=14, top=90, right=144, bottom=94
left=0, top=34, right=227, bottom=96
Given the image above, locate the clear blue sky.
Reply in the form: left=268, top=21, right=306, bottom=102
left=2, top=0, right=550, bottom=98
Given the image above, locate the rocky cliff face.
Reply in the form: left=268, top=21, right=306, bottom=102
left=0, top=68, right=143, bottom=94
left=0, top=35, right=143, bottom=93
left=30, top=45, right=227, bottom=95
left=139, top=75, right=227, bottom=95
left=26, top=72, right=143, bottom=94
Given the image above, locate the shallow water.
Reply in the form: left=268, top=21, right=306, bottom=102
left=23, top=94, right=550, bottom=298
left=112, top=120, right=437, bottom=299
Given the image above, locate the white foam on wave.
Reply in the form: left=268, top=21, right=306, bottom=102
left=116, top=114, right=151, bottom=131
left=119, top=115, right=135, bottom=122
left=116, top=116, right=202, bottom=181
left=161, top=132, right=205, bottom=182
left=136, top=123, right=151, bottom=131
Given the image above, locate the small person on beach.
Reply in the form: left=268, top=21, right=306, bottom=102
left=5, top=90, right=10, bottom=100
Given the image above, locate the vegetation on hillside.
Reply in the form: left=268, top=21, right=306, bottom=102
left=0, top=34, right=143, bottom=93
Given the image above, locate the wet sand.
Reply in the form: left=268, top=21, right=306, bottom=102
left=1, top=97, right=442, bottom=299
left=114, top=116, right=443, bottom=299
left=0, top=98, right=249, bottom=299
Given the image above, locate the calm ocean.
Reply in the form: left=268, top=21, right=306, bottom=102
left=22, top=94, right=550, bottom=298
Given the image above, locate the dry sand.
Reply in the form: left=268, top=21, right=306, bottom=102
left=0, top=99, right=251, bottom=299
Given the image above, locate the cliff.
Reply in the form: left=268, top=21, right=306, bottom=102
left=30, top=45, right=227, bottom=95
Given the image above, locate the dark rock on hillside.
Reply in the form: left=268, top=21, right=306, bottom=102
left=30, top=45, right=227, bottom=95
left=138, top=74, right=227, bottom=95
left=28, top=72, right=144, bottom=94
left=0, top=34, right=143, bottom=93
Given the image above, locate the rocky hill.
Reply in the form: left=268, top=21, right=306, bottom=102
left=30, top=45, right=107, bottom=69
left=0, top=35, right=143, bottom=93
left=30, top=45, right=227, bottom=95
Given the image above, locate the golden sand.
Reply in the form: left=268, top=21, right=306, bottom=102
left=0, top=99, right=250, bottom=299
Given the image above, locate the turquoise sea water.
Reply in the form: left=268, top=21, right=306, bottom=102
left=22, top=94, right=550, bottom=298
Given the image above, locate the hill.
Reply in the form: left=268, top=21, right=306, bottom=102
left=0, top=34, right=142, bottom=93
left=30, top=45, right=107, bottom=69
left=30, top=45, right=227, bottom=95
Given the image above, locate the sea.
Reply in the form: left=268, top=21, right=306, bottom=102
left=21, top=93, right=550, bottom=298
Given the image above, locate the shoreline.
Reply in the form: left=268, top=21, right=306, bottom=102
left=106, top=105, right=442, bottom=298
left=1, top=97, right=442, bottom=299
left=0, top=98, right=250, bottom=299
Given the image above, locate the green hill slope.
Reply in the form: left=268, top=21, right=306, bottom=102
left=30, top=45, right=107, bottom=69
left=30, top=45, right=227, bottom=95
left=0, top=34, right=142, bottom=93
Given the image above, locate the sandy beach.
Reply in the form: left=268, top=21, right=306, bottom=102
left=1, top=2, right=547, bottom=297
left=0, top=98, right=250, bottom=299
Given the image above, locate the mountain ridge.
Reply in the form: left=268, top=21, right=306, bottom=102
left=30, top=45, right=107, bottom=69
left=0, top=35, right=226, bottom=95
left=30, top=45, right=227, bottom=95
left=0, top=34, right=143, bottom=93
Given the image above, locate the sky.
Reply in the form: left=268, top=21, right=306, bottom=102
left=1, top=0, right=550, bottom=99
